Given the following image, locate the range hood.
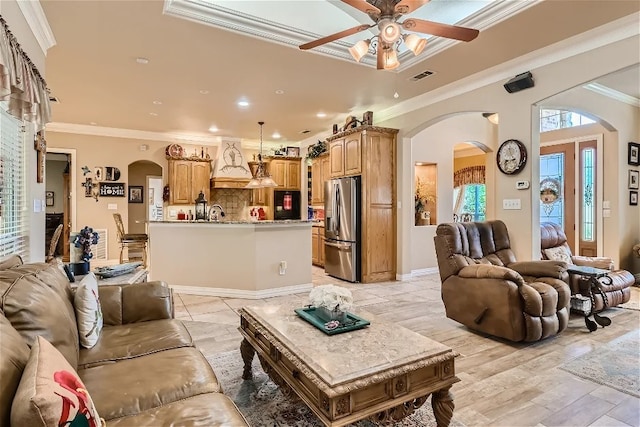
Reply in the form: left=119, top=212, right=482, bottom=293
left=211, top=138, right=253, bottom=188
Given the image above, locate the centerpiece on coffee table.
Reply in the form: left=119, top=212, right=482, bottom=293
left=295, top=284, right=370, bottom=335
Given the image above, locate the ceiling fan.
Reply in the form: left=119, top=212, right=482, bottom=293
left=299, top=0, right=480, bottom=70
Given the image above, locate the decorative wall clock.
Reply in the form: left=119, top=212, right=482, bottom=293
left=496, top=139, right=527, bottom=175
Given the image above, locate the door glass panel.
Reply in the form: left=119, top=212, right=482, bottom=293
left=582, top=148, right=595, bottom=242
left=540, top=153, right=564, bottom=227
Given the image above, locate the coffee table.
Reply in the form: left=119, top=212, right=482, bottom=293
left=239, top=303, right=459, bottom=427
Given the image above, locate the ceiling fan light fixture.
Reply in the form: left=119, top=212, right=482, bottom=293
left=378, top=19, right=401, bottom=44
left=403, top=33, right=427, bottom=56
left=348, top=39, right=370, bottom=62
left=383, top=48, right=400, bottom=70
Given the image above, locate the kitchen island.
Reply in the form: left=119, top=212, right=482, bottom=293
left=148, top=220, right=313, bottom=298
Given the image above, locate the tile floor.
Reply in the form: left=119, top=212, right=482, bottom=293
left=174, top=267, right=640, bottom=427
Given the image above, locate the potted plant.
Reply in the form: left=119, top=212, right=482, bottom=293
left=71, top=226, right=99, bottom=275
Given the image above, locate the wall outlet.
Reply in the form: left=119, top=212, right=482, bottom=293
left=503, top=199, right=521, bottom=210
left=108, top=204, right=118, bottom=210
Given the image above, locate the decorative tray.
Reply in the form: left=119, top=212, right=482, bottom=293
left=94, top=262, right=142, bottom=278
left=294, top=307, right=370, bottom=335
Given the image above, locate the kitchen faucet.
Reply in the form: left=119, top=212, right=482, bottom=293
left=208, top=204, right=226, bottom=222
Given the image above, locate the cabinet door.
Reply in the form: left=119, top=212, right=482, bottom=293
left=169, top=160, right=192, bottom=204
left=311, top=159, right=322, bottom=205
left=286, top=160, right=301, bottom=190
left=311, top=228, right=319, bottom=265
left=191, top=162, right=211, bottom=202
left=318, top=227, right=325, bottom=266
left=329, top=140, right=344, bottom=177
left=252, top=187, right=271, bottom=206
left=320, top=155, right=330, bottom=204
left=344, top=135, right=362, bottom=176
left=270, top=160, right=286, bottom=187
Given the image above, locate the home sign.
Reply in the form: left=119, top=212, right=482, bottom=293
left=99, top=182, right=126, bottom=197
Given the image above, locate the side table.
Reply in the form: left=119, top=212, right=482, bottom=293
left=566, top=265, right=612, bottom=332
left=74, top=267, right=148, bottom=286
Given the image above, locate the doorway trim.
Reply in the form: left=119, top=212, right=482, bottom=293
left=540, top=133, right=603, bottom=254
left=46, top=147, right=77, bottom=235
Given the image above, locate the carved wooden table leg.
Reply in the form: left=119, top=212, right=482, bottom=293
left=432, top=385, right=454, bottom=427
left=240, top=338, right=255, bottom=380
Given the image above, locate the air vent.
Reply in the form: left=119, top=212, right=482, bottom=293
left=299, top=129, right=311, bottom=134
left=410, top=70, right=435, bottom=81
left=49, top=96, right=60, bottom=103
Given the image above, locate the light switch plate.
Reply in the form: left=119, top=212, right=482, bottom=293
left=516, top=180, right=530, bottom=189
left=602, top=201, right=611, bottom=209
left=503, top=199, right=521, bottom=210
left=602, top=209, right=611, bottom=218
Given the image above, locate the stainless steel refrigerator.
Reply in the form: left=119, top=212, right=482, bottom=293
left=324, top=176, right=361, bottom=282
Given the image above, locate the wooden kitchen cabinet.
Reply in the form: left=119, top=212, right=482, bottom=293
left=310, top=154, right=330, bottom=206
left=329, top=134, right=361, bottom=178
left=269, top=157, right=301, bottom=190
left=168, top=159, right=211, bottom=205
left=251, top=187, right=271, bottom=206
left=326, top=125, right=398, bottom=283
left=311, top=225, right=325, bottom=267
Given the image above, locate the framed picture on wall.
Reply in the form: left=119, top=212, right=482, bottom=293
left=629, top=170, right=639, bottom=190
left=628, top=142, right=640, bottom=166
left=128, top=186, right=143, bottom=203
left=630, top=191, right=638, bottom=206
left=45, top=191, right=54, bottom=207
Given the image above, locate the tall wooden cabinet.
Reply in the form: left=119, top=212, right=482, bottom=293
left=168, top=158, right=211, bottom=205
left=311, top=154, right=330, bottom=206
left=327, top=126, right=398, bottom=283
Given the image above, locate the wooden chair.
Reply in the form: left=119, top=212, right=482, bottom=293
left=113, top=213, right=148, bottom=267
left=45, top=224, right=64, bottom=262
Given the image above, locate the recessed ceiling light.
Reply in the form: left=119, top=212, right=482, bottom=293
left=272, top=132, right=281, bottom=139
left=316, top=112, right=326, bottom=118
left=199, top=90, right=210, bottom=94
left=136, top=57, right=149, bottom=64
left=152, top=100, right=162, bottom=105
left=149, top=112, right=158, bottom=116
left=89, top=122, right=98, bottom=126
left=237, top=100, right=250, bottom=108
left=208, top=125, right=218, bottom=132
left=275, top=89, right=284, bottom=95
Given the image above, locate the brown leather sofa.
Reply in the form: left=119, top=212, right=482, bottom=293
left=0, top=255, right=248, bottom=426
left=434, top=220, right=571, bottom=342
left=540, top=222, right=633, bottom=311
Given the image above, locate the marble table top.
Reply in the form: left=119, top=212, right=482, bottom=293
left=241, top=302, right=455, bottom=389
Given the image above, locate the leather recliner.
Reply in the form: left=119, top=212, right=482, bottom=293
left=434, top=220, right=571, bottom=342
left=540, top=222, right=633, bottom=311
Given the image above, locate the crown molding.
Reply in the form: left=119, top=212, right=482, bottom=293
left=583, top=82, right=640, bottom=107
left=376, top=12, right=640, bottom=123
left=16, top=0, right=56, bottom=55
left=163, top=0, right=534, bottom=72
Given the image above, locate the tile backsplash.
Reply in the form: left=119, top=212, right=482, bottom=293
left=210, top=189, right=252, bottom=220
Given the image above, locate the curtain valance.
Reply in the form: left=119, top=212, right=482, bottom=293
left=0, top=15, right=51, bottom=128
left=453, top=165, right=485, bottom=187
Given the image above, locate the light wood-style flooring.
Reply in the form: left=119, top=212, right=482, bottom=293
left=175, top=268, right=640, bottom=427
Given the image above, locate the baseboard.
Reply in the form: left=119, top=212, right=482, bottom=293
left=396, top=272, right=413, bottom=281
left=411, top=267, right=439, bottom=277
left=170, top=282, right=313, bottom=299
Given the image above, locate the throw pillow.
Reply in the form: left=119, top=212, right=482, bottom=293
left=74, top=272, right=103, bottom=348
left=11, top=336, right=104, bottom=427
left=544, top=246, right=574, bottom=265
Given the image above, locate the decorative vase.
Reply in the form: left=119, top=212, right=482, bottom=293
left=71, top=261, right=90, bottom=275
left=316, top=306, right=347, bottom=323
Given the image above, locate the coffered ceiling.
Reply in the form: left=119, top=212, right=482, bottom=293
left=39, top=1, right=639, bottom=146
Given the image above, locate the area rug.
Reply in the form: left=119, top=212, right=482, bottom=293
left=207, top=349, right=466, bottom=427
left=559, top=330, right=640, bottom=398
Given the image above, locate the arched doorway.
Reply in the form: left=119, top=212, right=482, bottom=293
left=128, top=161, right=162, bottom=234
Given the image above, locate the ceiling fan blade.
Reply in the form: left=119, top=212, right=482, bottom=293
left=340, top=0, right=381, bottom=19
left=377, top=43, right=384, bottom=70
left=395, top=0, right=430, bottom=15
left=299, top=24, right=372, bottom=50
left=402, top=18, right=479, bottom=42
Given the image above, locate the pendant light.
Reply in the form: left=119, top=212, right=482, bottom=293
left=246, top=121, right=278, bottom=188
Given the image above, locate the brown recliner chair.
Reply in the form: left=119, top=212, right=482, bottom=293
left=540, top=222, right=633, bottom=311
left=434, top=220, right=571, bottom=342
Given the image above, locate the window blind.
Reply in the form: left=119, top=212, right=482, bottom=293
left=0, top=107, right=28, bottom=260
